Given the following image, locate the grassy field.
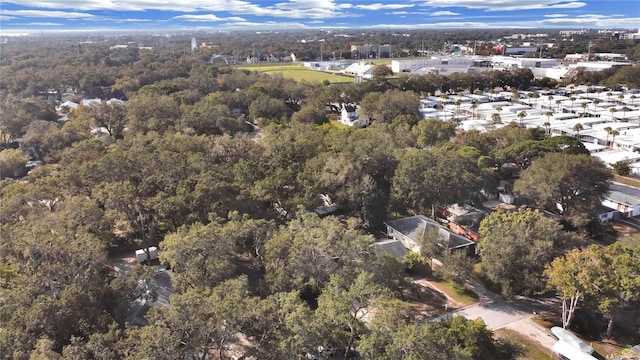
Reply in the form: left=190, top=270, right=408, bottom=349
left=233, top=63, right=354, bottom=84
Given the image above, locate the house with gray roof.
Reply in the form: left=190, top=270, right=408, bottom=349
left=384, top=215, right=475, bottom=254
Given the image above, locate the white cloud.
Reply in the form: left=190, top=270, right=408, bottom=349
left=117, top=18, right=153, bottom=22
left=355, top=3, right=414, bottom=11
left=1, top=10, right=94, bottom=19
left=172, top=14, right=246, bottom=22
left=421, top=0, right=587, bottom=11
left=24, top=22, right=64, bottom=26
left=544, top=14, right=567, bottom=18
left=431, top=11, right=460, bottom=16
left=2, top=0, right=356, bottom=18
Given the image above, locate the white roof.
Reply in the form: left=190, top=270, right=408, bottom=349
left=592, top=150, right=640, bottom=165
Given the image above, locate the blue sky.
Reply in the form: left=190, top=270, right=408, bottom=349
left=1, top=0, right=639, bottom=35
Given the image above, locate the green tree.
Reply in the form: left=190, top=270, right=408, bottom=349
left=437, top=251, right=474, bottom=284
left=514, top=153, right=612, bottom=227
left=392, top=148, right=481, bottom=218
left=0, top=148, right=28, bottom=178
left=613, top=160, right=632, bottom=176
left=477, top=208, right=579, bottom=297
left=411, top=118, right=456, bottom=148
left=544, top=246, right=606, bottom=329
left=264, top=212, right=373, bottom=294
left=160, top=221, right=236, bottom=293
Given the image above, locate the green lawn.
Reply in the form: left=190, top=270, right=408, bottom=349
left=233, top=63, right=354, bottom=84
left=427, top=275, right=479, bottom=307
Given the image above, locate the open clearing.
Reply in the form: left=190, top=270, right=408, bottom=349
left=233, top=63, right=354, bottom=83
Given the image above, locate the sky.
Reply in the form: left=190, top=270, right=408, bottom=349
left=1, top=0, right=639, bottom=35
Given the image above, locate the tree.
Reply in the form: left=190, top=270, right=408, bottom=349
left=392, top=148, right=481, bottom=218
left=79, top=101, right=127, bottom=140
left=437, top=251, right=474, bottom=284
left=360, top=90, right=420, bottom=123
left=477, top=208, right=579, bottom=297
left=572, top=122, right=583, bottom=138
left=581, top=102, right=588, bottom=117
left=544, top=246, right=606, bottom=329
left=411, top=118, right=456, bottom=148
left=610, top=129, right=620, bottom=148
left=604, top=126, right=613, bottom=147
left=361, top=315, right=509, bottom=360
left=0, top=148, right=28, bottom=178
left=612, top=160, right=632, bottom=176
left=291, top=105, right=327, bottom=125
left=264, top=212, right=373, bottom=294
left=471, top=101, right=478, bottom=119
left=609, top=107, right=616, bottom=121
left=546, top=244, right=640, bottom=336
left=126, top=93, right=181, bottom=134
left=517, top=111, right=527, bottom=127
left=160, top=221, right=237, bottom=293
left=620, top=106, right=630, bottom=120
left=514, top=153, right=612, bottom=227
left=312, top=272, right=389, bottom=356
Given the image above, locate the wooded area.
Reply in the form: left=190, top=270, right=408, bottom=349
left=1, top=31, right=639, bottom=359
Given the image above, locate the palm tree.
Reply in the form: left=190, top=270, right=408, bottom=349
left=491, top=112, right=501, bottom=124
left=471, top=101, right=479, bottom=118
left=610, top=129, right=620, bottom=148
left=592, top=98, right=601, bottom=112
left=543, top=121, right=551, bottom=135
left=533, top=93, right=540, bottom=107
left=604, top=126, right=612, bottom=147
left=581, top=103, right=588, bottom=117
left=606, top=92, right=613, bottom=101
left=517, top=111, right=527, bottom=127
left=621, top=106, right=631, bottom=120
left=454, top=99, right=462, bottom=115
left=618, top=94, right=625, bottom=104
left=555, top=99, right=562, bottom=111
left=631, top=95, right=637, bottom=105
left=545, top=111, right=553, bottom=124
left=548, top=95, right=554, bottom=109
left=573, top=123, right=583, bottom=138
left=570, top=97, right=576, bottom=109
left=609, top=107, right=616, bottom=121
left=596, top=88, right=602, bottom=98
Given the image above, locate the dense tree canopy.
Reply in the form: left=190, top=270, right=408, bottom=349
left=477, top=208, right=581, bottom=297
left=514, top=153, right=612, bottom=227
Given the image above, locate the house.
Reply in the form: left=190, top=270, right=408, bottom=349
left=602, top=188, right=640, bottom=218
left=384, top=215, right=475, bottom=254
left=443, top=204, right=487, bottom=242
left=340, top=103, right=369, bottom=128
